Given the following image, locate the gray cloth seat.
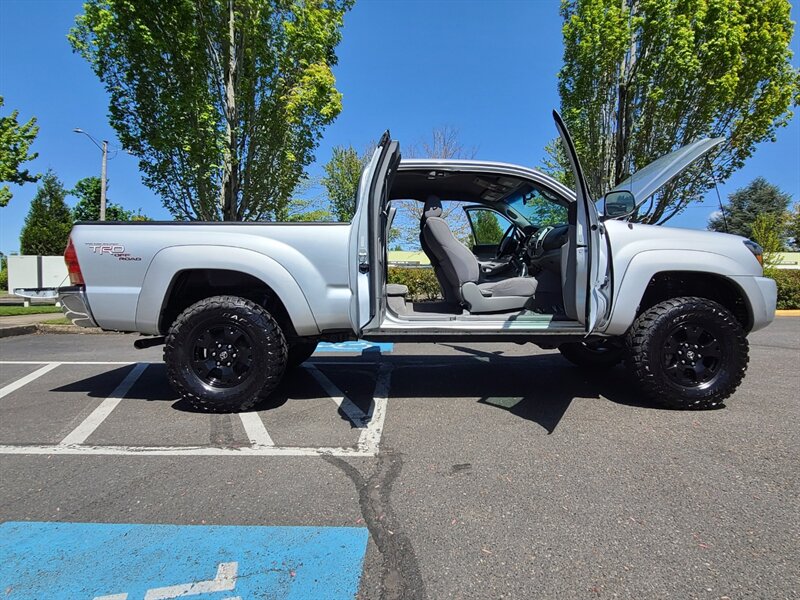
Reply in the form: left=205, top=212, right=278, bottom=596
left=420, top=195, right=537, bottom=313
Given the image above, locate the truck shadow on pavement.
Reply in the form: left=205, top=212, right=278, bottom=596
left=376, top=348, right=670, bottom=434
left=50, top=350, right=681, bottom=434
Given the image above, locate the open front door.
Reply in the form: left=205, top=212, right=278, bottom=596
left=553, top=111, right=611, bottom=333
left=348, top=131, right=401, bottom=335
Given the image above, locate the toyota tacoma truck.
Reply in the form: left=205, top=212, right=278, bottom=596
left=58, top=112, right=777, bottom=411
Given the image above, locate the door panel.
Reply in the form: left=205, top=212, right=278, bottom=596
left=552, top=111, right=611, bottom=333
left=348, top=132, right=401, bottom=335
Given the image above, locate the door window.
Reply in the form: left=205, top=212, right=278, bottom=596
left=466, top=209, right=512, bottom=248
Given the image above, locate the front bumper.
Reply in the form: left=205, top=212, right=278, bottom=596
left=730, top=275, right=777, bottom=333
left=58, top=285, right=98, bottom=328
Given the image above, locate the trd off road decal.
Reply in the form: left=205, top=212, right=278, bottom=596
left=86, top=242, right=142, bottom=261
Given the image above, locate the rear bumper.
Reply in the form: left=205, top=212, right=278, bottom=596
left=730, top=275, right=777, bottom=333
left=58, top=286, right=98, bottom=328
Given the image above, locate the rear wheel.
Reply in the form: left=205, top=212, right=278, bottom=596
left=558, top=338, right=625, bottom=368
left=164, top=295, right=287, bottom=411
left=625, top=297, right=748, bottom=409
left=286, top=340, right=318, bottom=369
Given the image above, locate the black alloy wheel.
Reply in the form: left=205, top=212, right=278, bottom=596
left=626, top=296, right=748, bottom=409
left=190, top=322, right=255, bottom=389
left=164, top=295, right=287, bottom=411
left=662, top=322, right=723, bottom=389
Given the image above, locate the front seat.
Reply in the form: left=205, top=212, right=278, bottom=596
left=420, top=195, right=537, bottom=313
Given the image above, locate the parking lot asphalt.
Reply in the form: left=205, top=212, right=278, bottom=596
left=0, top=319, right=798, bottom=599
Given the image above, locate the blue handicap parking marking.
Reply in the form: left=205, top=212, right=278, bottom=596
left=315, top=340, right=393, bottom=354
left=0, top=521, right=368, bottom=600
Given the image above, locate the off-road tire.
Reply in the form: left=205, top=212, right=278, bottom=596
left=558, top=338, right=625, bottom=368
left=625, top=297, right=748, bottom=410
left=286, top=340, right=318, bottom=369
left=164, top=295, right=287, bottom=412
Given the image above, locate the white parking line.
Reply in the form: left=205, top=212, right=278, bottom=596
left=0, top=363, right=60, bottom=398
left=0, top=360, right=392, bottom=457
left=0, top=444, right=375, bottom=457
left=59, top=363, right=149, bottom=446
left=1, top=361, right=138, bottom=365
left=304, top=364, right=368, bottom=427
left=238, top=412, right=274, bottom=447
left=358, top=363, right=392, bottom=454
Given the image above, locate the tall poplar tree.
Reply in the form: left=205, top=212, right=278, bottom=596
left=69, top=0, right=353, bottom=221
left=556, top=0, right=798, bottom=223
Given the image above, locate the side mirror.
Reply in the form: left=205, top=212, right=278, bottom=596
left=603, top=190, right=636, bottom=218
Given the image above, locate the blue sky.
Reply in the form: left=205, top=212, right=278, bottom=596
left=1, top=0, right=798, bottom=255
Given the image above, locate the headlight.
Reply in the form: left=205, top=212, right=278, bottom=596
left=743, top=240, right=763, bottom=266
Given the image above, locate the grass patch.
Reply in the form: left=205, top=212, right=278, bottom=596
left=0, top=305, right=62, bottom=316
left=40, top=317, right=72, bottom=325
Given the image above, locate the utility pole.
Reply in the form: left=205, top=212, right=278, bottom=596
left=100, top=139, right=108, bottom=221
left=73, top=128, right=111, bottom=221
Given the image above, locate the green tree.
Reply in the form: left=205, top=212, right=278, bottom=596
left=557, top=0, right=799, bottom=224
left=708, top=177, right=791, bottom=241
left=0, top=96, right=39, bottom=207
left=787, top=204, right=800, bottom=250
left=0, top=253, right=8, bottom=291
left=471, top=210, right=505, bottom=246
left=19, top=171, right=73, bottom=256
left=751, top=213, right=784, bottom=276
left=321, top=145, right=370, bottom=221
left=70, top=176, right=150, bottom=221
left=69, top=0, right=352, bottom=222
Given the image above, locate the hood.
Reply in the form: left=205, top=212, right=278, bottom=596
left=610, top=137, right=724, bottom=205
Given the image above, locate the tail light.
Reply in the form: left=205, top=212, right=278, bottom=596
left=64, top=238, right=85, bottom=285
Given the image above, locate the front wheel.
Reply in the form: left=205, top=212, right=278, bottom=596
left=625, top=297, right=748, bottom=410
left=164, top=295, right=288, bottom=411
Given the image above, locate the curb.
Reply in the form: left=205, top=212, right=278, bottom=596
left=35, top=324, right=115, bottom=335
left=775, top=310, right=800, bottom=317
left=0, top=324, right=37, bottom=338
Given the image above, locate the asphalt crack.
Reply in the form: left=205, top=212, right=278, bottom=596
left=324, top=449, right=426, bottom=600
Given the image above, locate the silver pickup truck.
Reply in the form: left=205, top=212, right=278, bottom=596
left=59, top=113, right=776, bottom=411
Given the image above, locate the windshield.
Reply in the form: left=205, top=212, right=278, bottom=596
left=505, top=185, right=567, bottom=228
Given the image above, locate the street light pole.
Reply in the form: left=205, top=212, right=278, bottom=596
left=73, top=128, right=110, bottom=221
left=100, top=140, right=108, bottom=221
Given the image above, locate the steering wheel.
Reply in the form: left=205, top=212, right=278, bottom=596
left=495, top=225, right=518, bottom=259
left=529, top=226, right=553, bottom=259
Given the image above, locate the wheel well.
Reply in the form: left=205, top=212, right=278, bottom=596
left=638, top=271, right=751, bottom=331
left=158, top=269, right=295, bottom=338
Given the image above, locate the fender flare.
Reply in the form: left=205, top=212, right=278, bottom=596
left=604, top=250, right=751, bottom=336
left=134, top=245, right=318, bottom=335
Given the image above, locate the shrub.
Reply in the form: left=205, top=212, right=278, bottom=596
left=389, top=267, right=800, bottom=310
left=387, top=267, right=441, bottom=300
left=0, top=264, right=7, bottom=291
left=773, top=269, right=800, bottom=310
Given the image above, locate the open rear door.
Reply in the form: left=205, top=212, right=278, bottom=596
left=553, top=111, right=610, bottom=333
left=348, top=132, right=401, bottom=335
